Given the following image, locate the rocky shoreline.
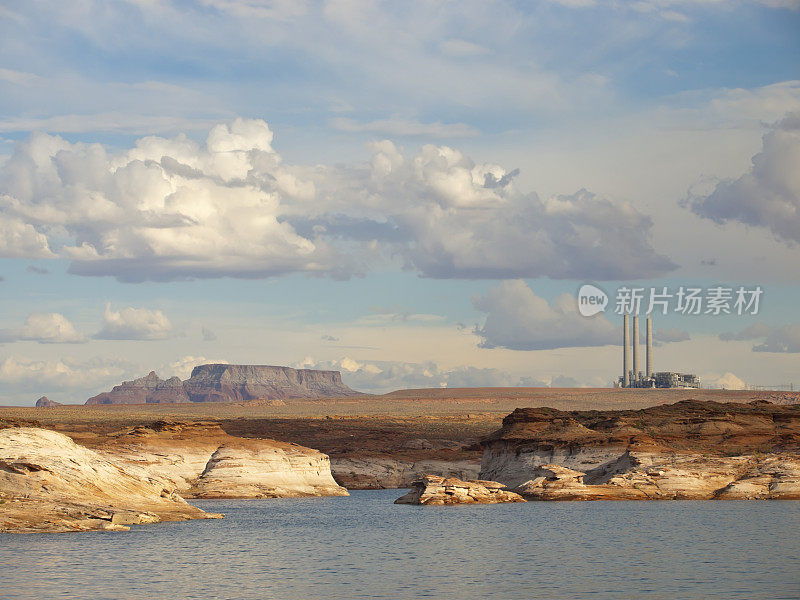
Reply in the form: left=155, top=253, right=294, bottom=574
left=3, top=397, right=800, bottom=532
left=480, top=400, right=800, bottom=500
left=0, top=421, right=347, bottom=533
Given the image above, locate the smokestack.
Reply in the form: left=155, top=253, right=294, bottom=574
left=646, top=317, right=653, bottom=378
left=632, top=315, right=640, bottom=383
left=623, top=313, right=630, bottom=388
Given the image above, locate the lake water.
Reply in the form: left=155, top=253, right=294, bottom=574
left=2, top=490, right=799, bottom=600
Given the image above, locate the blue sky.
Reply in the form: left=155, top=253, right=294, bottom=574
left=0, top=0, right=799, bottom=404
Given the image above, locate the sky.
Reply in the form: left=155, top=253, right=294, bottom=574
left=0, top=0, right=799, bottom=405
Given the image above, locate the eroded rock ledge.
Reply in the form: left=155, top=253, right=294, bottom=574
left=394, top=475, right=525, bottom=505
left=0, top=427, right=221, bottom=534
left=481, top=400, right=800, bottom=500
left=94, top=420, right=350, bottom=500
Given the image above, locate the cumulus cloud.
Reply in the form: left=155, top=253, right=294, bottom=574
left=0, top=217, right=53, bottom=258
left=309, top=142, right=675, bottom=279
left=720, top=322, right=800, bottom=353
left=0, top=355, right=129, bottom=394
left=0, top=119, right=674, bottom=282
left=159, top=355, right=228, bottom=379
left=0, top=119, right=341, bottom=282
left=703, top=371, right=748, bottom=390
left=686, top=112, right=800, bottom=244
left=94, top=304, right=172, bottom=340
left=473, top=280, right=617, bottom=350
left=297, top=356, right=536, bottom=393
left=0, top=312, right=85, bottom=344
left=297, top=356, right=604, bottom=393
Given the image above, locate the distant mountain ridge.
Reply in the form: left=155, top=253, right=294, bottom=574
left=85, top=364, right=360, bottom=405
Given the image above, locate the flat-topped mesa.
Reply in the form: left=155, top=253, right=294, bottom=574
left=480, top=400, right=800, bottom=500
left=86, top=371, right=190, bottom=405
left=182, top=364, right=359, bottom=402
left=85, top=364, right=360, bottom=405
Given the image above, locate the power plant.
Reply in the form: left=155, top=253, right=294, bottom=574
left=616, top=315, right=699, bottom=389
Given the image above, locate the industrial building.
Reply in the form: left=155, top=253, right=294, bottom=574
left=616, top=314, right=700, bottom=389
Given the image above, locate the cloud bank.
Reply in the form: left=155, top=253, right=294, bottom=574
left=296, top=356, right=600, bottom=394
left=0, top=119, right=676, bottom=283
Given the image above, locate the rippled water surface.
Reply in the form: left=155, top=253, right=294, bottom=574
left=2, top=491, right=799, bottom=600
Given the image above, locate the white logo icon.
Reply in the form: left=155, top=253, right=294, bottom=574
left=578, top=284, right=608, bottom=317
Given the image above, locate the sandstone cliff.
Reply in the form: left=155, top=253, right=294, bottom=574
left=92, top=420, right=349, bottom=499
left=0, top=427, right=219, bottom=533
left=480, top=400, right=800, bottom=500
left=85, top=364, right=360, bottom=404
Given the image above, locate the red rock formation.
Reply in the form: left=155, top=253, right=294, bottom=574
left=86, top=371, right=190, bottom=405
left=34, top=396, right=61, bottom=407
left=85, top=365, right=361, bottom=405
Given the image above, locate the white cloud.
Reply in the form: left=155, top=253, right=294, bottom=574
left=297, top=355, right=607, bottom=393
left=0, top=119, right=674, bottom=282
left=297, top=356, right=535, bottom=393
left=473, top=280, right=618, bottom=350
left=0, top=356, right=128, bottom=391
left=703, top=371, right=748, bottom=390
left=304, top=141, right=675, bottom=280
left=0, top=312, right=85, bottom=344
left=94, top=304, right=173, bottom=340
left=0, top=216, right=54, bottom=258
left=159, top=355, right=228, bottom=379
left=686, top=112, right=800, bottom=245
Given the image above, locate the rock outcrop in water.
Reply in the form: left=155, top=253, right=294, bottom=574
left=34, top=396, right=61, bottom=407
left=480, top=401, right=800, bottom=500
left=85, top=364, right=360, bottom=404
left=0, top=427, right=219, bottom=533
left=394, top=474, right=524, bottom=505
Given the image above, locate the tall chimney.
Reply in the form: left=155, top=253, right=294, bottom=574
left=632, top=315, right=640, bottom=384
left=646, top=317, right=653, bottom=378
left=623, top=313, right=630, bottom=388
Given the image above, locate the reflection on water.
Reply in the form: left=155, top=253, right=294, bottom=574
left=2, top=490, right=799, bottom=600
